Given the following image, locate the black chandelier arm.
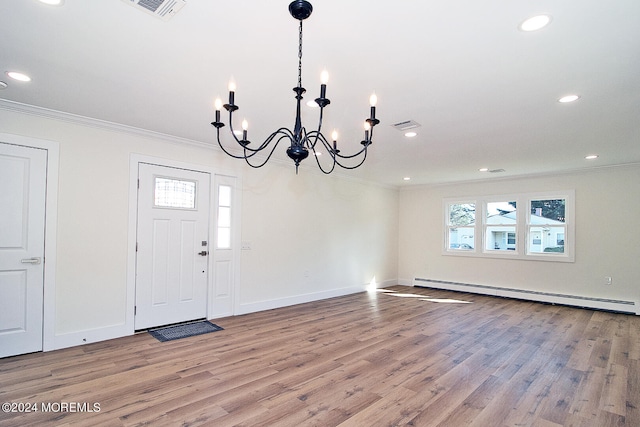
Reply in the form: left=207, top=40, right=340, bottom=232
left=214, top=128, right=258, bottom=160
left=214, top=125, right=292, bottom=162
left=241, top=132, right=294, bottom=168
left=303, top=129, right=371, bottom=171
left=303, top=129, right=337, bottom=174
left=334, top=147, right=369, bottom=170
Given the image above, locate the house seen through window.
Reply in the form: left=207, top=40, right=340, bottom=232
left=444, top=192, right=574, bottom=262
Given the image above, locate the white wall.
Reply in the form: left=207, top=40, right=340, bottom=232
left=398, top=165, right=640, bottom=304
left=0, top=104, right=399, bottom=349
left=239, top=166, right=399, bottom=312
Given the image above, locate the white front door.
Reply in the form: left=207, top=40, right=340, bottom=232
left=0, top=143, right=47, bottom=358
left=135, top=163, right=211, bottom=330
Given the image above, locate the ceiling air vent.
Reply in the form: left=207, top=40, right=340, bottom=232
left=392, top=120, right=421, bottom=132
left=489, top=169, right=505, bottom=173
left=121, top=0, right=186, bottom=21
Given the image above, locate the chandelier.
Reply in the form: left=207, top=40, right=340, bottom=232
left=210, top=0, right=380, bottom=174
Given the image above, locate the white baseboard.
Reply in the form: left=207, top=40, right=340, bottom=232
left=48, top=323, right=132, bottom=351
left=236, top=281, right=407, bottom=315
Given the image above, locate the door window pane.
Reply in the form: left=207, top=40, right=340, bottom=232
left=219, top=185, right=231, bottom=207
left=154, top=177, right=196, bottom=209
left=216, top=185, right=232, bottom=249
left=218, top=206, right=231, bottom=228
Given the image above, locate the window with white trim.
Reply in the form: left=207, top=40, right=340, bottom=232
left=444, top=191, right=574, bottom=262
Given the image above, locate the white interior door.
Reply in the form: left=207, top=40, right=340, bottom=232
left=135, top=163, right=211, bottom=330
left=0, top=143, right=47, bottom=358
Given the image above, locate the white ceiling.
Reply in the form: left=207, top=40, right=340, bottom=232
left=1, top=0, right=639, bottom=186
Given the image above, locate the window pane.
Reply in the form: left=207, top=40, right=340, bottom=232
left=531, top=199, right=565, bottom=223
left=486, top=201, right=516, bottom=222
left=449, top=203, right=475, bottom=226
left=217, top=228, right=231, bottom=249
left=154, top=177, right=196, bottom=208
left=529, top=226, right=565, bottom=253
left=218, top=185, right=231, bottom=207
left=449, top=227, right=475, bottom=250
left=218, top=206, right=231, bottom=227
left=485, top=226, right=517, bottom=251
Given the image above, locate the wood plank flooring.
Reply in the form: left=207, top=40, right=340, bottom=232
left=1, top=285, right=638, bottom=426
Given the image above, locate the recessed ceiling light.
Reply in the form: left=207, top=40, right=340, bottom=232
left=558, top=94, right=580, bottom=103
left=585, top=155, right=599, bottom=160
left=39, top=0, right=64, bottom=5
left=6, top=71, right=31, bottom=82
left=403, top=177, right=411, bottom=181
left=519, top=15, right=551, bottom=32
left=0, top=81, right=7, bottom=90
left=479, top=168, right=489, bottom=172
left=404, top=132, right=417, bottom=138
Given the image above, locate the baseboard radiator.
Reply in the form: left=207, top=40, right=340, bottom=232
left=414, top=278, right=639, bottom=315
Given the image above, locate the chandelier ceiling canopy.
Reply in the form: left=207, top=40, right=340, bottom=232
left=211, top=0, right=379, bottom=174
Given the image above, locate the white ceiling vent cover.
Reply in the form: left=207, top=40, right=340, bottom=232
left=392, top=120, right=421, bottom=131
left=121, top=0, right=186, bottom=21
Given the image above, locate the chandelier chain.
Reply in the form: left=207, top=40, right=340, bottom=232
left=297, top=20, right=303, bottom=89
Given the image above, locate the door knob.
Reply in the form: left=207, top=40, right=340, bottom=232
left=198, top=251, right=208, bottom=256
left=21, top=257, right=41, bottom=264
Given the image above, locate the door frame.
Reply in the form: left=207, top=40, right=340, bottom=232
left=0, top=133, right=59, bottom=352
left=126, top=154, right=241, bottom=333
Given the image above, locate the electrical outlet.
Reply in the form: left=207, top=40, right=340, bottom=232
left=604, top=276, right=612, bottom=285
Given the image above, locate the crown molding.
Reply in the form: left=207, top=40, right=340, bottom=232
left=0, top=98, right=396, bottom=190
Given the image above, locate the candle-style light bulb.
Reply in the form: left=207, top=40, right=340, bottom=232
left=332, top=129, right=338, bottom=151
left=241, top=119, right=248, bottom=141
left=214, top=98, right=222, bottom=123
left=321, top=70, right=329, bottom=85
left=369, top=93, right=378, bottom=122
left=320, top=69, right=329, bottom=99
left=228, top=80, right=236, bottom=105
left=364, top=121, right=371, bottom=142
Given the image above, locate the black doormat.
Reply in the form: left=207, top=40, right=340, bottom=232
left=149, top=320, right=224, bottom=342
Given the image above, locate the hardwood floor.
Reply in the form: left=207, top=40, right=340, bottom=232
left=1, top=285, right=638, bottom=426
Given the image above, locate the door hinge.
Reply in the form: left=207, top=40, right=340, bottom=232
left=136, top=242, right=138, bottom=252
left=134, top=306, right=137, bottom=315
left=137, top=178, right=140, bottom=189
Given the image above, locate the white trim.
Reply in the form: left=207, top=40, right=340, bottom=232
left=0, top=133, right=59, bottom=352
left=50, top=323, right=130, bottom=351
left=237, top=284, right=368, bottom=315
